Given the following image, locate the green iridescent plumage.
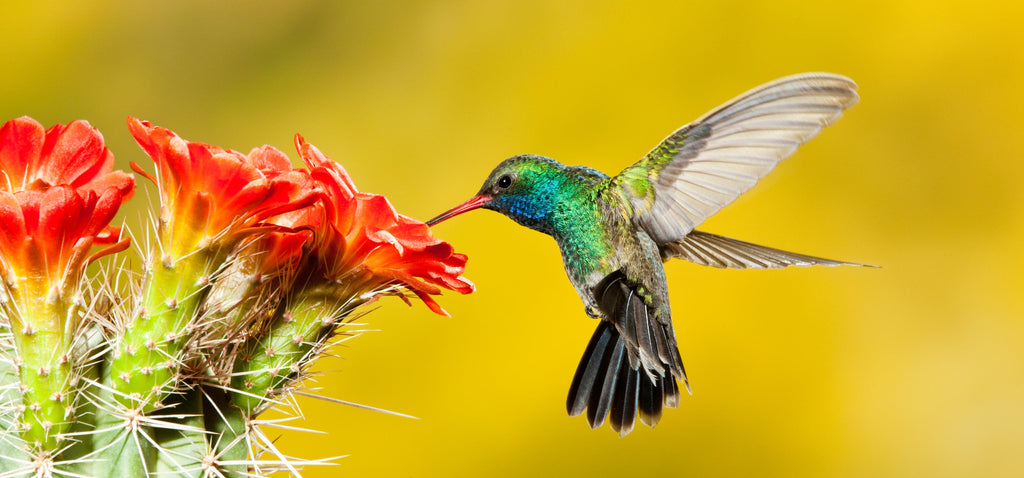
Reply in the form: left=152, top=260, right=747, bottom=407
left=428, top=73, right=866, bottom=436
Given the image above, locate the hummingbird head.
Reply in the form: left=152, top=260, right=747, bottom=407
left=427, top=154, right=570, bottom=232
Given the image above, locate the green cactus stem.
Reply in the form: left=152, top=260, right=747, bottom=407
left=231, top=282, right=362, bottom=415
left=108, top=247, right=218, bottom=412
left=3, top=276, right=78, bottom=453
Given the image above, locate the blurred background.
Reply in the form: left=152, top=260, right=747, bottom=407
left=2, top=1, right=1021, bottom=476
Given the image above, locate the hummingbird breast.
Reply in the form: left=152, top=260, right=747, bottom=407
left=549, top=185, right=667, bottom=318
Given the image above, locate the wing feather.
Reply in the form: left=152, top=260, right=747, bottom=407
left=664, top=230, right=872, bottom=269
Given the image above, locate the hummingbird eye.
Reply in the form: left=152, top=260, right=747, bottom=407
left=496, top=174, right=514, bottom=190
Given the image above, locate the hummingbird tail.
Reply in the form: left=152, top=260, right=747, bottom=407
left=566, top=321, right=681, bottom=437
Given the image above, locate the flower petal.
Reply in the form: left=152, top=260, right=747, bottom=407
left=39, top=120, right=111, bottom=188
left=249, top=145, right=293, bottom=173
left=0, top=191, right=27, bottom=259
left=79, top=170, right=136, bottom=200
left=0, top=117, right=44, bottom=191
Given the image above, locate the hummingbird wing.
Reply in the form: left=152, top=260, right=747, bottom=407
left=611, top=73, right=859, bottom=245
left=663, top=230, right=870, bottom=269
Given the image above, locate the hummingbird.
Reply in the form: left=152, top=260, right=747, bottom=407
left=427, top=73, right=864, bottom=436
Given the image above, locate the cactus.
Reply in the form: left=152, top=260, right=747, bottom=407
left=0, top=117, right=473, bottom=477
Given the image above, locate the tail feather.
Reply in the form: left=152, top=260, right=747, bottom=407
left=632, top=293, right=658, bottom=375
left=587, top=328, right=625, bottom=429
left=609, top=354, right=639, bottom=436
left=568, top=321, right=682, bottom=435
left=637, top=371, right=663, bottom=427
left=664, top=370, right=682, bottom=408
left=567, top=321, right=615, bottom=417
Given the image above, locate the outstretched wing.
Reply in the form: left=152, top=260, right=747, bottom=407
left=663, top=230, right=871, bottom=269
left=611, top=73, right=859, bottom=245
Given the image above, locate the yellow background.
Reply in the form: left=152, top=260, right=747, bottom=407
left=3, top=1, right=1022, bottom=476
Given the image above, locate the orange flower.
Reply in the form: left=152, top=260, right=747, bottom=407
left=0, top=117, right=134, bottom=289
left=127, top=117, right=318, bottom=256
left=229, top=136, right=474, bottom=412
left=297, top=136, right=473, bottom=316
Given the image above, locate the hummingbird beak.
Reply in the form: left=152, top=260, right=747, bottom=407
left=426, top=194, right=492, bottom=226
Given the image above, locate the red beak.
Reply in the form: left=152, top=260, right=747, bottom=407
left=426, top=194, right=492, bottom=226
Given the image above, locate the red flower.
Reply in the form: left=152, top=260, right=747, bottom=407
left=297, top=136, right=473, bottom=316
left=127, top=117, right=318, bottom=256
left=0, top=117, right=134, bottom=289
